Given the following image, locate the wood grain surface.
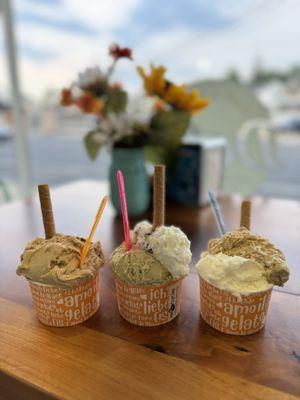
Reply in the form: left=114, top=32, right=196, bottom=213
left=0, top=298, right=298, bottom=400
left=0, top=180, right=299, bottom=399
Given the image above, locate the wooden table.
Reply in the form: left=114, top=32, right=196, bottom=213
left=0, top=180, right=299, bottom=400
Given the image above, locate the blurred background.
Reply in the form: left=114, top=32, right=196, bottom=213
left=1, top=0, right=300, bottom=205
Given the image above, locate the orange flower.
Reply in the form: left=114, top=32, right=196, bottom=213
left=76, top=93, right=104, bottom=114
left=153, top=99, right=165, bottom=111
left=60, top=88, right=73, bottom=106
left=91, top=98, right=104, bottom=114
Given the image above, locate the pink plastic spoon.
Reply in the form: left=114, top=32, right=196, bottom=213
left=117, top=170, right=132, bottom=251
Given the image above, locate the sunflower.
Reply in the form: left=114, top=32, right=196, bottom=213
left=137, top=64, right=209, bottom=114
left=164, top=84, right=209, bottom=113
left=137, top=64, right=167, bottom=97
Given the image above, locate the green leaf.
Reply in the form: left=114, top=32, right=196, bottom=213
left=150, top=110, right=190, bottom=147
left=144, top=145, right=180, bottom=170
left=145, top=110, right=190, bottom=166
left=105, top=88, right=127, bottom=114
left=84, top=130, right=102, bottom=160
left=144, top=146, right=165, bottom=165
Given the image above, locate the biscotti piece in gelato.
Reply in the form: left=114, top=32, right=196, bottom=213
left=207, top=228, right=289, bottom=286
left=17, top=234, right=104, bottom=287
left=110, top=221, right=191, bottom=285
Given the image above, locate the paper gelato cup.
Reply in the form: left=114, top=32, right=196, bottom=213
left=114, top=276, right=183, bottom=327
left=199, top=277, right=272, bottom=335
left=28, top=272, right=100, bottom=327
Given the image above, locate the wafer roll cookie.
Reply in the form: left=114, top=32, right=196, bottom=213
left=153, top=165, right=165, bottom=229
left=38, top=184, right=56, bottom=239
left=240, top=200, right=251, bottom=230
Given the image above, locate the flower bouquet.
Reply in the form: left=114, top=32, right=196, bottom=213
left=60, top=44, right=209, bottom=214
left=60, top=43, right=209, bottom=161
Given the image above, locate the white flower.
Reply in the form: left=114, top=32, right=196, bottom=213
left=93, top=112, right=133, bottom=146
left=127, top=97, right=154, bottom=125
left=77, top=66, right=106, bottom=88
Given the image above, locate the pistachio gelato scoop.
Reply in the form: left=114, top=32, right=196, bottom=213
left=110, top=244, right=173, bottom=285
left=207, top=228, right=290, bottom=286
left=17, top=234, right=104, bottom=287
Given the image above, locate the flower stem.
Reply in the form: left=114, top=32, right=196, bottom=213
left=107, top=59, right=117, bottom=80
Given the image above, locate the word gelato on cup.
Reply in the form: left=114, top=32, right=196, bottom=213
left=196, top=226, right=290, bottom=335
left=16, top=184, right=107, bottom=327
left=110, top=221, right=191, bottom=326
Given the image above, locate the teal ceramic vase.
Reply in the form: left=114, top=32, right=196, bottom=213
left=109, top=146, right=150, bottom=216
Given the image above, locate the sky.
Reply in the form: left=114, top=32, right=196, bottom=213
left=1, top=0, right=300, bottom=100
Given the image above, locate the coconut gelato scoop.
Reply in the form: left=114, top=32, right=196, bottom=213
left=196, top=253, right=273, bottom=298
left=207, top=228, right=290, bottom=286
left=134, top=221, right=191, bottom=279
left=17, top=234, right=104, bottom=287
left=110, top=221, right=191, bottom=285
